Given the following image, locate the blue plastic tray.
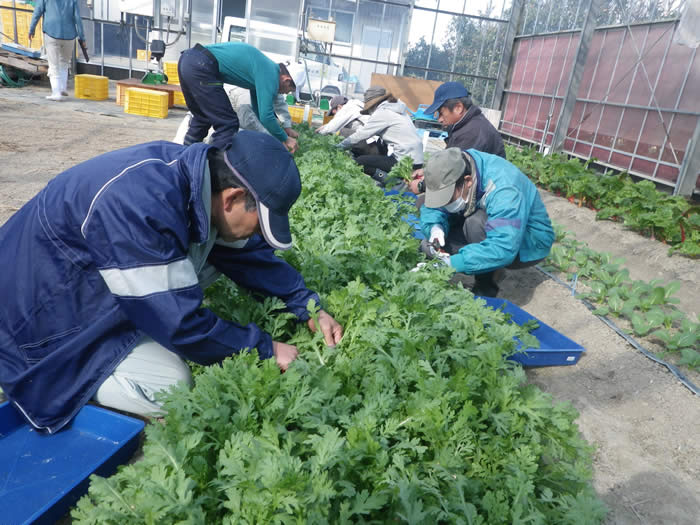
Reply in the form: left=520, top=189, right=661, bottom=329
left=384, top=189, right=425, bottom=239
left=1, top=43, right=41, bottom=59
left=0, top=401, right=144, bottom=524
left=410, top=104, right=438, bottom=122
left=479, top=297, right=585, bottom=366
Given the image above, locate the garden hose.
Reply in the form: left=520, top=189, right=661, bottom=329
left=0, top=65, right=30, bottom=87
left=535, top=265, right=700, bottom=397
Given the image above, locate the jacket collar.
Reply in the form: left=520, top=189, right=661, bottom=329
left=176, top=142, right=215, bottom=245
left=449, top=104, right=482, bottom=134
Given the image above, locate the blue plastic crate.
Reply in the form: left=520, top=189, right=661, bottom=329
left=0, top=401, right=144, bottom=524
left=479, top=297, right=585, bottom=366
left=384, top=189, right=425, bottom=239
left=1, top=43, right=41, bottom=59
left=410, top=104, right=438, bottom=122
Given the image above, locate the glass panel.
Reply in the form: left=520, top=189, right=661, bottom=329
left=190, top=0, right=216, bottom=45
left=252, top=0, right=300, bottom=27
left=405, top=9, right=436, bottom=71
left=615, top=108, right=645, bottom=154
left=679, top=47, right=700, bottom=112
left=661, top=113, right=693, bottom=165
left=439, top=0, right=465, bottom=14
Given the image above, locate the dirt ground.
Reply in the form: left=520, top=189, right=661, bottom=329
left=1, top=83, right=699, bottom=524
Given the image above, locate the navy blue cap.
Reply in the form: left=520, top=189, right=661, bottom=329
left=424, top=82, right=470, bottom=115
left=223, top=131, right=301, bottom=250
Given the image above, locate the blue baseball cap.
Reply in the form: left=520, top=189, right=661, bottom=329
left=223, top=131, right=301, bottom=250
left=424, top=82, right=470, bottom=115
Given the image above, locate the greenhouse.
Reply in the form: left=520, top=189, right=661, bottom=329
left=0, top=0, right=699, bottom=523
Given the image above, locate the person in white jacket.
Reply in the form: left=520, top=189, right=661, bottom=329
left=316, top=96, right=368, bottom=137
left=336, top=86, right=423, bottom=185
left=173, top=85, right=298, bottom=145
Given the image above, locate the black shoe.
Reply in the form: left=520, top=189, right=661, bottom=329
left=472, top=273, right=499, bottom=297
left=370, top=168, right=388, bottom=187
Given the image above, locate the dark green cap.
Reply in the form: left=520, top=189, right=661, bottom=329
left=424, top=148, right=467, bottom=208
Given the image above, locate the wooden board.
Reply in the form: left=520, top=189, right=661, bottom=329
left=0, top=49, right=47, bottom=75
left=115, top=78, right=182, bottom=107
left=369, top=73, right=442, bottom=112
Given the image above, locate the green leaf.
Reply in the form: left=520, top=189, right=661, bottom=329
left=678, top=349, right=700, bottom=368
left=592, top=306, right=610, bottom=316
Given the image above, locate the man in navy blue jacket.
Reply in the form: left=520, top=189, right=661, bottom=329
left=0, top=131, right=342, bottom=433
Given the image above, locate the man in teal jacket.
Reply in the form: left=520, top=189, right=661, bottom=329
left=178, top=42, right=297, bottom=152
left=419, top=148, right=555, bottom=296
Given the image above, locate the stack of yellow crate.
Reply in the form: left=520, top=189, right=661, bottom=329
left=161, top=61, right=186, bottom=106
left=124, top=87, right=169, bottom=119
left=0, top=1, right=43, bottom=49
left=163, top=61, right=179, bottom=85
left=74, top=74, right=108, bottom=100
left=288, top=105, right=313, bottom=125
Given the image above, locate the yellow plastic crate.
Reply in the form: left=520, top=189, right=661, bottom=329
left=163, top=61, right=179, bottom=85
left=75, top=74, right=109, bottom=101
left=0, top=3, right=42, bottom=50
left=173, top=90, right=186, bottom=106
left=124, top=88, right=169, bottom=119
left=288, top=105, right=312, bottom=125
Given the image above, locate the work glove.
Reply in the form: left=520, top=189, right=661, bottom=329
left=419, top=239, right=451, bottom=267
left=429, top=225, right=445, bottom=247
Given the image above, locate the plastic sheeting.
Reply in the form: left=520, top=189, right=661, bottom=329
left=673, top=0, right=700, bottom=49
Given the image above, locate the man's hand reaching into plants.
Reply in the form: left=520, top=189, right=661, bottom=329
left=419, top=239, right=452, bottom=267
left=307, top=309, right=344, bottom=347
left=429, top=225, right=445, bottom=247
left=408, top=169, right=424, bottom=194
left=284, top=136, right=298, bottom=154
left=272, top=341, right=299, bottom=371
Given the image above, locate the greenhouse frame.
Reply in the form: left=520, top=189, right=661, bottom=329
left=1, top=0, right=697, bottom=194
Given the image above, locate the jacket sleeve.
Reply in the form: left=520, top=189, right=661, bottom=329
left=73, top=0, right=85, bottom=41
left=82, top=195, right=273, bottom=365
left=419, top=204, right=450, bottom=239
left=237, top=104, right=270, bottom=134
left=275, top=95, right=293, bottom=129
left=338, top=112, right=389, bottom=148
left=208, top=235, right=320, bottom=321
left=317, top=104, right=354, bottom=135
left=449, top=186, right=527, bottom=274
left=250, top=77, right=288, bottom=142
left=29, top=0, right=45, bottom=36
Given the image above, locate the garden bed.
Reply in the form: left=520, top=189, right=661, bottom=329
left=1, top=86, right=699, bottom=523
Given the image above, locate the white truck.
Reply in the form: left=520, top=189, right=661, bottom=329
left=221, top=16, right=347, bottom=101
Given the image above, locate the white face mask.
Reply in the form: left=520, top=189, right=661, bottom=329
left=443, top=196, right=466, bottom=213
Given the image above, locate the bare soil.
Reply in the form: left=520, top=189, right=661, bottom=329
left=1, top=83, right=699, bottom=524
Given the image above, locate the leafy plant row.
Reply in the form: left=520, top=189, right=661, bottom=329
left=72, top=126, right=605, bottom=524
left=543, top=226, right=700, bottom=370
left=506, top=145, right=700, bottom=257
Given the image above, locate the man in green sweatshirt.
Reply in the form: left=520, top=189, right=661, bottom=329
left=178, top=42, right=298, bottom=153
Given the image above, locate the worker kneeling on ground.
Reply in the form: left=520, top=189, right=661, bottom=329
left=408, top=81, right=505, bottom=194
left=0, top=131, right=343, bottom=434
left=419, top=148, right=555, bottom=297
left=336, top=86, right=423, bottom=186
